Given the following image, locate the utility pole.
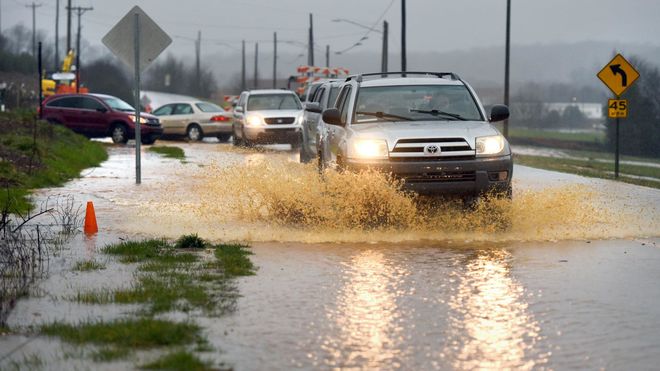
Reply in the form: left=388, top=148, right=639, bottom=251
left=66, top=0, right=71, bottom=52
left=273, top=32, right=277, bottom=88
left=381, top=20, right=389, bottom=75
left=69, top=5, right=93, bottom=93
left=55, top=0, right=59, bottom=70
left=401, top=0, right=407, bottom=75
left=26, top=2, right=43, bottom=57
left=503, top=0, right=511, bottom=139
left=241, top=40, right=246, bottom=91
left=195, top=30, right=201, bottom=94
left=38, top=42, right=43, bottom=114
left=1, top=0, right=3, bottom=36
left=253, top=43, right=258, bottom=89
left=308, top=13, right=314, bottom=66
left=325, top=45, right=330, bottom=67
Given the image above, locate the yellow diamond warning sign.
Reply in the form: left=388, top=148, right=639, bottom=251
left=597, top=54, right=640, bottom=97
left=608, top=99, right=628, bottom=118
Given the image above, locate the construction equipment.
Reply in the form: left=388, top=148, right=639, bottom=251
left=41, top=49, right=88, bottom=97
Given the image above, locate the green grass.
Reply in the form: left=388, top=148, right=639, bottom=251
left=515, top=154, right=660, bottom=189
left=101, top=239, right=171, bottom=263
left=509, top=127, right=606, bottom=143
left=140, top=351, right=212, bottom=370
left=40, top=318, right=202, bottom=348
left=0, top=111, right=108, bottom=213
left=148, top=146, right=185, bottom=160
left=92, top=347, right=131, bottom=362
left=72, top=260, right=106, bottom=271
left=562, top=148, right=660, bottom=165
left=213, top=244, right=256, bottom=278
left=174, top=234, right=207, bottom=249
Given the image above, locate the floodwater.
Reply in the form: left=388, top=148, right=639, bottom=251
left=1, top=141, right=660, bottom=370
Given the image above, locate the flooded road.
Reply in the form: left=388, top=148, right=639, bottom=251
left=2, top=141, right=660, bottom=370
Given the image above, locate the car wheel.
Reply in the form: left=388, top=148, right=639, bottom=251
left=141, top=135, right=157, bottom=145
left=186, top=124, right=203, bottom=141
left=217, top=133, right=231, bottom=142
left=111, top=124, right=129, bottom=144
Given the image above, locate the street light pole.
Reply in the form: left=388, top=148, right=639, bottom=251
left=381, top=20, right=388, bottom=75
left=401, top=0, right=407, bottom=75
left=503, top=0, right=511, bottom=139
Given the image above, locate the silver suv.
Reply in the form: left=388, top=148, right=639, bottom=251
left=300, top=80, right=341, bottom=162
left=232, top=90, right=304, bottom=146
left=318, top=72, right=513, bottom=198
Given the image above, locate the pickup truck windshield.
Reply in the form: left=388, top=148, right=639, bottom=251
left=354, top=85, right=483, bottom=123
left=247, top=94, right=302, bottom=111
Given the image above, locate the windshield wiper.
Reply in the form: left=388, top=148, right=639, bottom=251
left=355, top=111, right=413, bottom=121
left=409, top=109, right=467, bottom=121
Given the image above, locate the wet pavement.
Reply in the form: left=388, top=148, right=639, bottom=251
left=1, top=140, right=660, bottom=370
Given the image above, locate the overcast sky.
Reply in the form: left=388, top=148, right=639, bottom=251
left=3, top=0, right=660, bottom=56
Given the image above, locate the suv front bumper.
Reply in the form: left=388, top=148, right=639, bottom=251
left=346, top=155, right=513, bottom=196
left=244, top=126, right=301, bottom=144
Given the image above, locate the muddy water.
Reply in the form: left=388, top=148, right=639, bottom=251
left=2, top=142, right=660, bottom=370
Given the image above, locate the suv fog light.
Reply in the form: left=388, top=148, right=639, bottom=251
left=489, top=171, right=508, bottom=181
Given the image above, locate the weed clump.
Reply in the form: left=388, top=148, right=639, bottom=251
left=148, top=146, right=185, bottom=160
left=140, top=351, right=212, bottom=370
left=72, top=260, right=106, bottom=271
left=175, top=234, right=206, bottom=249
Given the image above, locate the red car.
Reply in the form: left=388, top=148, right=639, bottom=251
left=41, top=93, right=163, bottom=144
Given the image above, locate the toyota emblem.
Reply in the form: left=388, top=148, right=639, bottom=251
left=277, top=119, right=283, bottom=124
left=424, top=144, right=440, bottom=155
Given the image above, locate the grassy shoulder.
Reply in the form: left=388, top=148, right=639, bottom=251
left=0, top=111, right=108, bottom=213
left=509, top=127, right=605, bottom=143
left=148, top=146, right=185, bottom=160
left=514, top=154, right=660, bottom=189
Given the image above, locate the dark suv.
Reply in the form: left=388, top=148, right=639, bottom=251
left=41, top=93, right=163, bottom=144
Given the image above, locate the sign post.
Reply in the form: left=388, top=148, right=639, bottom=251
left=597, top=53, right=640, bottom=179
left=102, top=6, right=171, bottom=184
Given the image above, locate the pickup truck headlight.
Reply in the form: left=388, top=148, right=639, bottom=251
left=476, top=135, right=505, bottom=156
left=128, top=114, right=148, bottom=124
left=350, top=139, right=389, bottom=159
left=246, top=114, right=265, bottom=127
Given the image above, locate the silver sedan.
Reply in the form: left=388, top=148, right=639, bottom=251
left=152, top=101, right=233, bottom=142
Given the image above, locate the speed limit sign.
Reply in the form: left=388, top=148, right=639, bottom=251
left=608, top=99, right=628, bottom=118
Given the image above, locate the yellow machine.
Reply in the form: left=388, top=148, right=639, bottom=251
left=41, top=50, right=87, bottom=96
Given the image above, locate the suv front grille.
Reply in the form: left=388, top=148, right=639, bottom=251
left=390, top=138, right=474, bottom=159
left=401, top=171, right=476, bottom=183
left=264, top=117, right=296, bottom=125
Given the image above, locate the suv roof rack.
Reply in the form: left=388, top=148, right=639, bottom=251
left=346, top=71, right=461, bottom=83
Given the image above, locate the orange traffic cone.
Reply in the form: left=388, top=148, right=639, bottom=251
left=84, top=201, right=98, bottom=234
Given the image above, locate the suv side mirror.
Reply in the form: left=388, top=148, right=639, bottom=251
left=489, top=104, right=510, bottom=122
left=305, top=102, right=322, bottom=114
left=322, top=108, right=343, bottom=126
left=235, top=106, right=244, bottom=113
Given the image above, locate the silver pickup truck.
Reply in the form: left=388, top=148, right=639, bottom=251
left=313, top=72, right=513, bottom=198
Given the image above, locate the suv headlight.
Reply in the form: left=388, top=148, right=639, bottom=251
left=246, top=114, right=264, bottom=127
left=476, top=135, right=505, bottom=156
left=128, top=114, right=148, bottom=124
left=297, top=114, right=304, bottom=125
left=349, top=139, right=389, bottom=159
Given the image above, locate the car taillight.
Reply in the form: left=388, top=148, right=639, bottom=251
left=210, top=115, right=230, bottom=122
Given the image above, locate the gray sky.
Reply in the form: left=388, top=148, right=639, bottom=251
left=3, top=0, right=660, bottom=55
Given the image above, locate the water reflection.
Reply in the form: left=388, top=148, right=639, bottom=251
left=445, top=249, right=547, bottom=370
left=322, top=249, right=406, bottom=369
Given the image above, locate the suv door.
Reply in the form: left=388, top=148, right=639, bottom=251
left=233, top=93, right=247, bottom=135
left=46, top=96, right=83, bottom=132
left=328, top=85, right=352, bottom=163
left=304, top=86, right=325, bottom=152
left=79, top=96, right=109, bottom=137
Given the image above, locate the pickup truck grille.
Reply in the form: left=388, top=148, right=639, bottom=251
left=390, top=138, right=474, bottom=159
left=264, top=117, right=296, bottom=125
left=401, top=171, right=476, bottom=183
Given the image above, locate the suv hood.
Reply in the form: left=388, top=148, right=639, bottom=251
left=349, top=120, right=501, bottom=150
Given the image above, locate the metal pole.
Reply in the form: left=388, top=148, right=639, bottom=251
left=27, top=3, right=41, bottom=57
left=134, top=13, right=141, bottom=184
left=0, top=0, right=3, bottom=36
left=241, top=40, right=246, bottom=91
left=273, top=32, right=277, bottom=89
left=401, top=0, right=406, bottom=75
left=308, top=13, right=314, bottom=66
left=75, top=8, right=80, bottom=92
left=503, top=0, right=511, bottom=139
left=325, top=45, right=329, bottom=67
left=254, top=43, right=258, bottom=89
left=195, top=30, right=201, bottom=94
left=66, top=0, right=71, bottom=52
left=38, top=41, right=42, bottom=117
left=55, top=0, right=59, bottom=70
left=381, top=20, right=388, bottom=75
left=615, top=117, right=620, bottom=178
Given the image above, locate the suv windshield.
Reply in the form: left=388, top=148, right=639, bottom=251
left=354, top=85, right=482, bottom=123
left=247, top=94, right=302, bottom=111
left=101, top=96, right=135, bottom=112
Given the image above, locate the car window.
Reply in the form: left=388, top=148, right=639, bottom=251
left=80, top=97, right=105, bottom=110
left=173, top=104, right=193, bottom=115
left=304, top=84, right=320, bottom=102
left=314, top=88, right=325, bottom=103
left=327, top=87, right=339, bottom=108
left=339, top=87, right=352, bottom=124
left=354, top=84, right=483, bottom=123
left=238, top=93, right=247, bottom=107
left=195, top=102, right=224, bottom=112
left=46, top=96, right=80, bottom=108
left=153, top=104, right=174, bottom=116
left=247, top=94, right=302, bottom=110
left=100, top=96, right=135, bottom=112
